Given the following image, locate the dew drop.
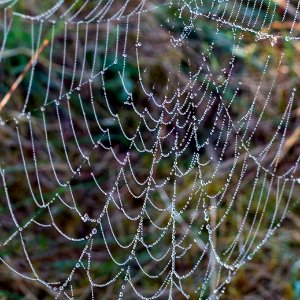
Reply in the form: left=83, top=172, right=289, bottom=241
left=270, top=36, right=278, bottom=47
left=83, top=213, right=88, bottom=222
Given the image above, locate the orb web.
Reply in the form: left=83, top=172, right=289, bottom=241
left=0, top=0, right=299, bottom=299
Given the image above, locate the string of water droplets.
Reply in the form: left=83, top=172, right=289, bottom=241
left=0, top=0, right=299, bottom=299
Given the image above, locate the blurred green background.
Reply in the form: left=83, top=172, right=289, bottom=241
left=0, top=0, right=300, bottom=299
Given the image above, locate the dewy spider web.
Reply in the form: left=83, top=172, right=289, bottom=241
left=0, top=0, right=299, bottom=299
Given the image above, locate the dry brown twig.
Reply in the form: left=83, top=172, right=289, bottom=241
left=0, top=39, right=49, bottom=113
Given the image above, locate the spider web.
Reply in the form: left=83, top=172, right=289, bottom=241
left=0, top=0, right=299, bottom=299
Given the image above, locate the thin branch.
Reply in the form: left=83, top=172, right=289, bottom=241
left=0, top=39, right=49, bottom=113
